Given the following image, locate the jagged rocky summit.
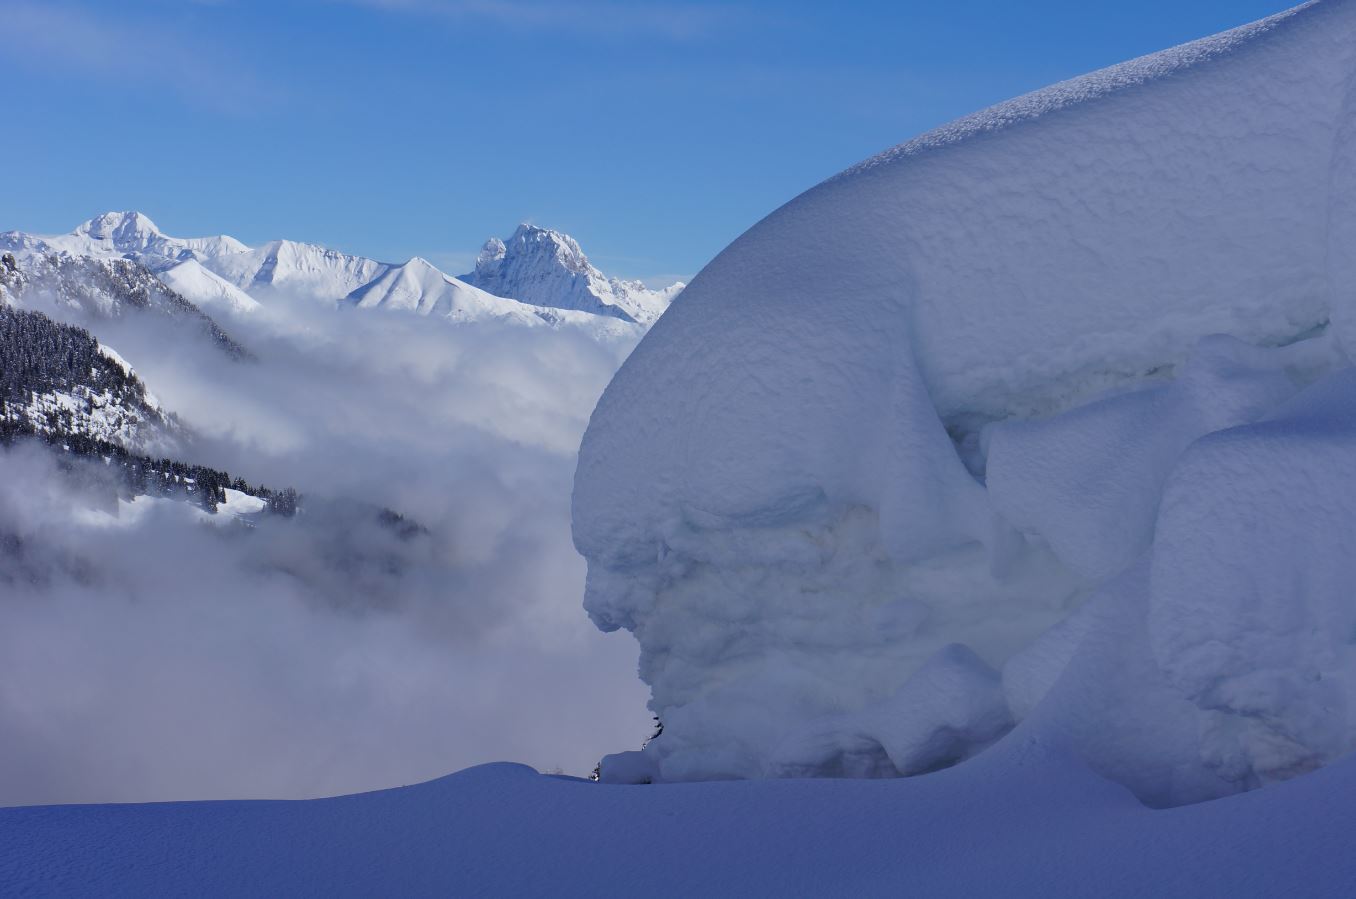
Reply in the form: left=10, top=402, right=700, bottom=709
left=465, top=224, right=682, bottom=325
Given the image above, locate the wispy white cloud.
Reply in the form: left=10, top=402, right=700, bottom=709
left=0, top=2, right=275, bottom=115
left=338, top=0, right=741, bottom=41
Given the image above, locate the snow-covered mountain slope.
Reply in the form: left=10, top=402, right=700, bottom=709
left=348, top=256, right=538, bottom=322
left=0, top=253, right=247, bottom=358
left=0, top=305, right=180, bottom=455
left=0, top=211, right=247, bottom=272
left=9, top=751, right=1356, bottom=897
left=346, top=255, right=642, bottom=335
left=574, top=0, right=1356, bottom=802
left=202, top=239, right=393, bottom=306
left=158, top=259, right=262, bottom=317
left=465, top=224, right=682, bottom=325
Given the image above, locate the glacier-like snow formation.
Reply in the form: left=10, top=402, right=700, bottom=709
left=574, top=0, right=1356, bottom=804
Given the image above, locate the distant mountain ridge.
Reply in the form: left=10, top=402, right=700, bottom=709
left=203, top=239, right=394, bottom=305
left=0, top=211, right=247, bottom=273
left=1, top=212, right=682, bottom=329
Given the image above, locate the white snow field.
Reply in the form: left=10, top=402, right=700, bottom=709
left=575, top=0, right=1356, bottom=804
left=8, top=2, right=1356, bottom=894
left=157, top=259, right=263, bottom=317
left=5, top=748, right=1356, bottom=896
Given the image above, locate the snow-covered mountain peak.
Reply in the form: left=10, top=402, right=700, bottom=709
left=74, top=211, right=164, bottom=246
left=511, top=224, right=591, bottom=275
left=73, top=210, right=249, bottom=260
left=403, top=255, right=442, bottom=274
left=475, top=236, right=507, bottom=271
left=464, top=224, right=681, bottom=325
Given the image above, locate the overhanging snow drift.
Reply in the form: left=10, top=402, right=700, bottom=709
left=574, top=0, right=1356, bottom=801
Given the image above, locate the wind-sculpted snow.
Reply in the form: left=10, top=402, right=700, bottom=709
left=1148, top=370, right=1356, bottom=787
left=576, top=0, right=1356, bottom=801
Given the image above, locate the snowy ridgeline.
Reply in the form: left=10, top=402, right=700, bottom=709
left=0, top=214, right=682, bottom=334
left=575, top=0, right=1356, bottom=806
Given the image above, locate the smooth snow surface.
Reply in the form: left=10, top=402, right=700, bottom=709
left=159, top=260, right=263, bottom=316
left=8, top=745, right=1356, bottom=896
left=573, top=0, right=1356, bottom=801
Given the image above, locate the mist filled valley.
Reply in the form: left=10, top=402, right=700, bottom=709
left=0, top=215, right=658, bottom=803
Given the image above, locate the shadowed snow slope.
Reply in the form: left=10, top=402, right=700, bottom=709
left=574, top=0, right=1356, bottom=795
left=7, top=744, right=1356, bottom=896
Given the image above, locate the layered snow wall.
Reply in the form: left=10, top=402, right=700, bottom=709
left=574, top=0, right=1356, bottom=803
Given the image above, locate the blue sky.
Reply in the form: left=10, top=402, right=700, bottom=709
left=3, top=0, right=1293, bottom=284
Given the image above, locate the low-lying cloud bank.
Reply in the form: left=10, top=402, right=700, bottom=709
left=0, top=299, right=650, bottom=806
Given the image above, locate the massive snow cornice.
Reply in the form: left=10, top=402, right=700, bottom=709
left=573, top=1, right=1356, bottom=789
left=577, top=0, right=1356, bottom=570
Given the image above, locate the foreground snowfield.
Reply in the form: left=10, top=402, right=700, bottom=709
left=5, top=743, right=1356, bottom=896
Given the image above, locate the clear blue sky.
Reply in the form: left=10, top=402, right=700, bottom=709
left=3, top=0, right=1294, bottom=284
